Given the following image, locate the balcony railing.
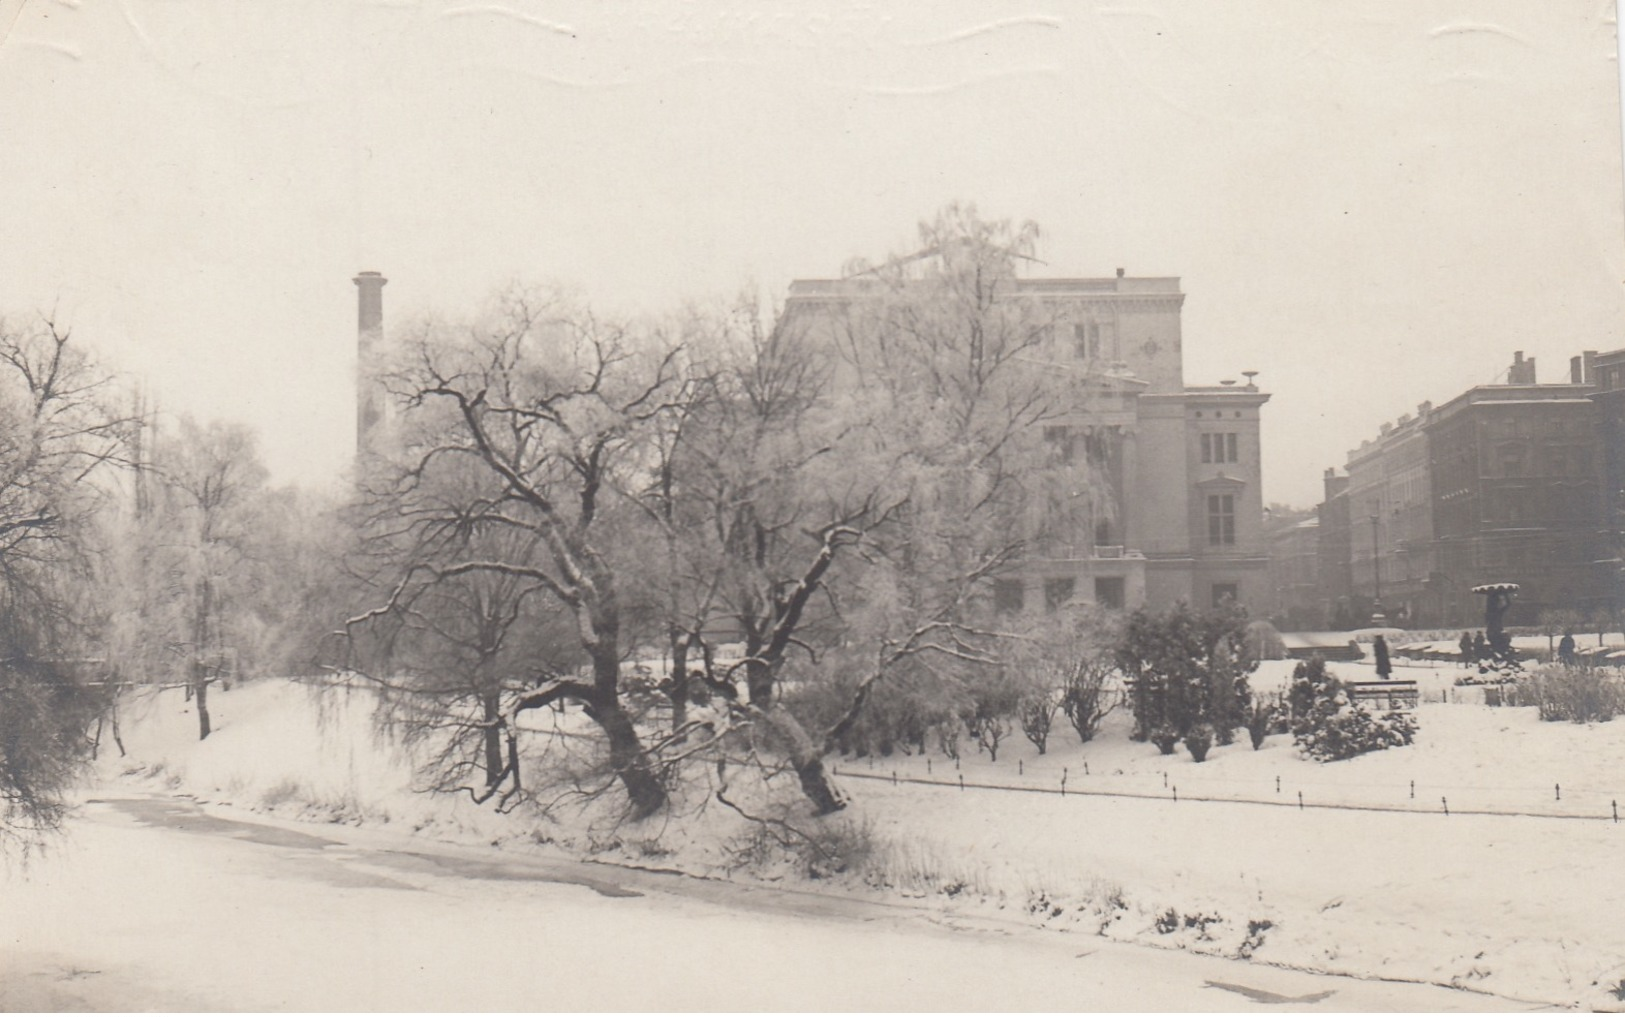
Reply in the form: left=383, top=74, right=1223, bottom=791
left=1031, top=543, right=1141, bottom=561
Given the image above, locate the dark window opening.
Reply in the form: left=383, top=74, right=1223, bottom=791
left=994, top=579, right=1025, bottom=614
left=1044, top=578, right=1076, bottom=611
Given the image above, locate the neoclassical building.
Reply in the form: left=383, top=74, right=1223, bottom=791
left=780, top=268, right=1270, bottom=614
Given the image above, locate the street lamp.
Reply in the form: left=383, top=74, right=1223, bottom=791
left=1369, top=511, right=1385, bottom=625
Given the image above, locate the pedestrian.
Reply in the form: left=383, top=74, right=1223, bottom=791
left=1458, top=631, right=1473, bottom=668
left=1472, top=631, right=1489, bottom=663
left=1558, top=630, right=1577, bottom=667
left=1373, top=633, right=1392, bottom=681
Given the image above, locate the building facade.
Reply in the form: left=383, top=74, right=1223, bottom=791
left=1312, top=350, right=1616, bottom=629
left=782, top=268, right=1270, bottom=615
left=1344, top=403, right=1436, bottom=625
left=1264, top=516, right=1321, bottom=629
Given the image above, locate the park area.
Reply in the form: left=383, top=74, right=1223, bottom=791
left=50, top=645, right=1625, bottom=1011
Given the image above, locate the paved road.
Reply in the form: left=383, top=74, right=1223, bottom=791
left=1, top=794, right=1545, bottom=1011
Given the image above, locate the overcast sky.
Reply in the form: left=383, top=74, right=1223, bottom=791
left=2, top=1, right=1622, bottom=507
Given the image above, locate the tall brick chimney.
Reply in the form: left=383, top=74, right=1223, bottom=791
left=354, top=271, right=387, bottom=456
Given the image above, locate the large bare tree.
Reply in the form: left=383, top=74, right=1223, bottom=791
left=348, top=289, right=685, bottom=818
left=0, top=316, right=134, bottom=845
left=633, top=205, right=1108, bottom=814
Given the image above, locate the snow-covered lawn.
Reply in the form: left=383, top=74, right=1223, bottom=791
left=93, top=660, right=1625, bottom=1009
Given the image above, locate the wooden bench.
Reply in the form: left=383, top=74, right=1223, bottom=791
left=1344, top=680, right=1419, bottom=710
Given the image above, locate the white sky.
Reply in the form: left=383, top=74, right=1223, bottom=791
left=2, top=1, right=1622, bottom=507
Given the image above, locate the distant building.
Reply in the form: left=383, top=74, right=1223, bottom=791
left=1317, top=469, right=1354, bottom=627
left=1586, top=347, right=1625, bottom=621
left=782, top=267, right=1271, bottom=614
left=1345, top=402, right=1436, bottom=625
left=1263, top=515, right=1320, bottom=629
left=1315, top=350, right=1615, bottom=629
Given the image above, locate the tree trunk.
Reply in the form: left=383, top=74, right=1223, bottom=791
left=596, top=700, right=666, bottom=818
left=194, top=576, right=212, bottom=740
left=667, top=630, right=690, bottom=735
left=194, top=664, right=212, bottom=741
left=110, top=703, right=126, bottom=757
left=763, top=704, right=846, bottom=815
left=588, top=641, right=666, bottom=818
left=481, top=692, right=503, bottom=788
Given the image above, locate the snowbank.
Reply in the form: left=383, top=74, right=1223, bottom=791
left=98, top=664, right=1625, bottom=1009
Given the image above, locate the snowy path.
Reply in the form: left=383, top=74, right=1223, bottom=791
left=1, top=793, right=1538, bottom=1011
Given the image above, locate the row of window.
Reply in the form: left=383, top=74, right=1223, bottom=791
left=993, top=577, right=1238, bottom=612
left=993, top=576, right=1128, bottom=613
left=1071, top=321, right=1117, bottom=361
left=1050, top=426, right=1239, bottom=467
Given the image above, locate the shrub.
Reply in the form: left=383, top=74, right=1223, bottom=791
left=1516, top=665, right=1625, bottom=724
left=964, top=709, right=1009, bottom=762
left=1184, top=724, right=1213, bottom=762
left=1117, top=601, right=1255, bottom=747
left=1150, top=726, right=1180, bottom=755
left=961, top=670, right=1021, bottom=762
left=1243, top=620, right=1286, bottom=661
left=1245, top=699, right=1274, bottom=750
left=1295, top=709, right=1418, bottom=761
left=1060, top=656, right=1117, bottom=744
left=1018, top=687, right=1059, bottom=755
left=1287, top=655, right=1418, bottom=762
left=784, top=674, right=937, bottom=758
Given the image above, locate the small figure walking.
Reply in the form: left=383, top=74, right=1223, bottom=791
left=1373, top=633, right=1392, bottom=681
left=1558, top=630, right=1577, bottom=667
left=1458, top=631, right=1473, bottom=668
left=1472, top=631, right=1489, bottom=664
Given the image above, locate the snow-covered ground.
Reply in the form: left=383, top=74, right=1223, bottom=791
left=68, top=659, right=1625, bottom=1009
left=1, top=795, right=1526, bottom=1011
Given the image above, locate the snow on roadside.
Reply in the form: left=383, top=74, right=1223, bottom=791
left=95, top=664, right=1625, bottom=1009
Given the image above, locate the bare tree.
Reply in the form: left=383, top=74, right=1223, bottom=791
left=0, top=315, right=134, bottom=845
left=133, top=416, right=270, bottom=740
left=621, top=206, right=1114, bottom=812
left=347, top=289, right=681, bottom=818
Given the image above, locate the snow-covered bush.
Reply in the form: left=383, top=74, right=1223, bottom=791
left=1017, top=687, right=1059, bottom=755
left=1243, top=620, right=1286, bottom=660
left=1244, top=698, right=1275, bottom=750
left=1287, top=656, right=1417, bottom=762
left=1183, top=723, right=1213, bottom=762
left=1117, top=601, right=1255, bottom=748
left=1149, top=725, right=1181, bottom=756
left=784, top=675, right=937, bottom=758
left=1059, top=655, right=1117, bottom=744
left=1516, top=664, right=1625, bottom=724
